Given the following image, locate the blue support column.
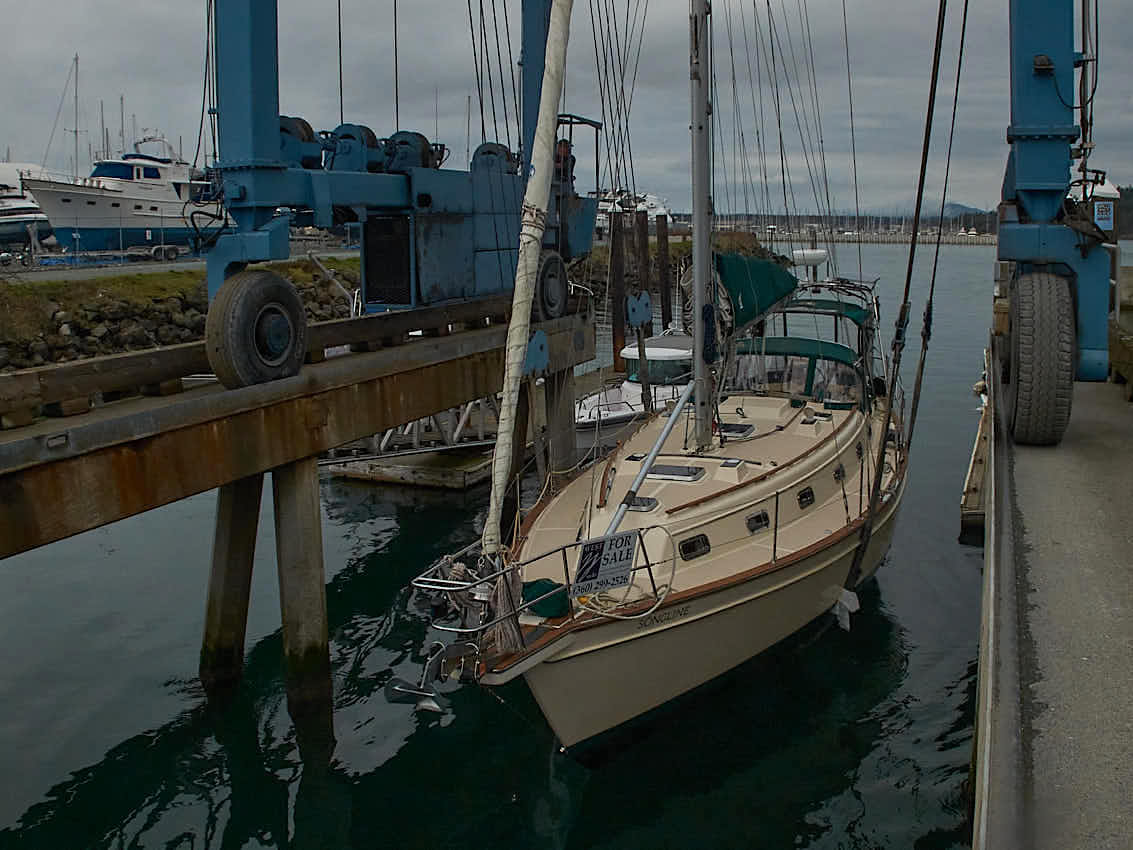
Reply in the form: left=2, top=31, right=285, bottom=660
left=1000, top=0, right=1107, bottom=380
left=521, top=0, right=552, bottom=173
left=207, top=0, right=291, bottom=298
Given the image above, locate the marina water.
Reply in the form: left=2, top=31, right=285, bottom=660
left=0, top=243, right=988, bottom=848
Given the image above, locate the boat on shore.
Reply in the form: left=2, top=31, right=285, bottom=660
left=0, top=163, right=51, bottom=248
left=21, top=136, right=219, bottom=254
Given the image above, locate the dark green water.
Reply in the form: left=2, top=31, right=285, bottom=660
left=0, top=243, right=989, bottom=849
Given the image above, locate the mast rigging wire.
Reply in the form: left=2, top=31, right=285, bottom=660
left=906, top=0, right=970, bottom=452
left=847, top=0, right=951, bottom=588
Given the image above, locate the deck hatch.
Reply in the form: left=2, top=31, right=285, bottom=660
left=679, top=534, right=711, bottom=560
left=719, top=423, right=755, bottom=438
left=647, top=464, right=706, bottom=482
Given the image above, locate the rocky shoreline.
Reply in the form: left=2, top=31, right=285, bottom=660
left=0, top=263, right=354, bottom=372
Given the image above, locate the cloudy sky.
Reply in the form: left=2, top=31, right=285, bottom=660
left=2, top=0, right=1129, bottom=213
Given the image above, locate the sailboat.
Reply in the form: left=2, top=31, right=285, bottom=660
left=391, top=0, right=907, bottom=747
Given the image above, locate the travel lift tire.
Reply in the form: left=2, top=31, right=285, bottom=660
left=533, top=249, right=568, bottom=322
left=1005, top=271, right=1075, bottom=445
left=205, top=269, right=308, bottom=389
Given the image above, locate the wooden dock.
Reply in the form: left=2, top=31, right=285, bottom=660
left=0, top=299, right=594, bottom=713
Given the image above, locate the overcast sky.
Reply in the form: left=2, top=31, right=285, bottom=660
left=2, top=0, right=1129, bottom=213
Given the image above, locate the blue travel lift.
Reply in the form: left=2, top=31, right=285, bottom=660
left=203, top=0, right=598, bottom=388
left=997, top=0, right=1113, bottom=443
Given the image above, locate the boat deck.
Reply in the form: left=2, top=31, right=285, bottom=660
left=975, top=371, right=1133, bottom=849
left=521, top=392, right=897, bottom=594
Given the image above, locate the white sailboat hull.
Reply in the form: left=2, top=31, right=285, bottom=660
left=520, top=481, right=903, bottom=747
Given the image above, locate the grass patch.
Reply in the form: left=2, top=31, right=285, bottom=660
left=0, top=256, right=362, bottom=344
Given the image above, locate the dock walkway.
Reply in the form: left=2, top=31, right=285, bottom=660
left=975, top=369, right=1133, bottom=849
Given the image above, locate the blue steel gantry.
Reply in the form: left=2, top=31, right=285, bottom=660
left=203, top=0, right=598, bottom=388
left=997, top=0, right=1112, bottom=444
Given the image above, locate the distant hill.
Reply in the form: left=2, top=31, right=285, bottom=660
left=941, top=201, right=989, bottom=217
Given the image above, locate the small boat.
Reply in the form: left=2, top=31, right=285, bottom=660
left=593, top=189, right=674, bottom=234
left=575, top=331, right=692, bottom=429
left=21, top=136, right=221, bottom=254
left=0, top=163, right=52, bottom=248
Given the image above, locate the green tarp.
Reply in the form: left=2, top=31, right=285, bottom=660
left=713, top=252, right=799, bottom=332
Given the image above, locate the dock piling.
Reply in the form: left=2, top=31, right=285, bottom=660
left=271, top=456, right=332, bottom=712
left=201, top=473, right=264, bottom=691
left=657, top=214, right=672, bottom=331
left=611, top=213, right=627, bottom=371
left=544, top=368, right=577, bottom=477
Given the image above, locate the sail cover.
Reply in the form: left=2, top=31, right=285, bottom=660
left=713, top=252, right=799, bottom=332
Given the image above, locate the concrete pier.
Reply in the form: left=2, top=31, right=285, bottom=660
left=974, top=367, right=1133, bottom=849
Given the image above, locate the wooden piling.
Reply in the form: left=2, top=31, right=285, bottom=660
left=611, top=212, right=627, bottom=371
left=543, top=369, right=577, bottom=478
left=201, top=473, right=264, bottom=690
left=272, top=456, right=332, bottom=711
left=657, top=214, right=673, bottom=331
left=635, top=211, right=653, bottom=336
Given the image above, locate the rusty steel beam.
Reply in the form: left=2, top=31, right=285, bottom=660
left=0, top=313, right=594, bottom=559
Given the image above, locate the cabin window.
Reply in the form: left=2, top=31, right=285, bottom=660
left=91, top=162, right=133, bottom=180
left=797, top=487, right=816, bottom=509
left=746, top=511, right=770, bottom=533
left=111, top=202, right=120, bottom=208
left=833, top=464, right=846, bottom=483
left=149, top=206, right=158, bottom=211
left=61, top=198, right=71, bottom=203
left=624, top=357, right=692, bottom=386
left=647, top=464, right=706, bottom=482
left=86, top=200, right=95, bottom=206
left=627, top=496, right=658, bottom=513
left=721, top=458, right=742, bottom=468
left=143, top=167, right=160, bottom=179
left=679, top=534, right=710, bottom=561
left=814, top=362, right=860, bottom=404
left=134, top=204, right=142, bottom=210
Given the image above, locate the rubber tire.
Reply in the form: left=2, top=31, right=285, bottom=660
left=533, top=250, right=568, bottom=322
left=1006, top=271, right=1075, bottom=445
left=163, top=246, right=178, bottom=261
left=205, top=269, right=307, bottom=389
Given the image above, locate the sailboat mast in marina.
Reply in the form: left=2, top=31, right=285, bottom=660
left=392, top=0, right=909, bottom=748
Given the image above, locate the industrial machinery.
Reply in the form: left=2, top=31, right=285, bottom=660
left=996, top=0, right=1111, bottom=444
left=204, top=0, right=599, bottom=388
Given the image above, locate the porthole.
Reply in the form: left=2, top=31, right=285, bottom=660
left=797, top=487, right=816, bottom=509
left=746, top=511, right=770, bottom=533
left=679, top=534, right=710, bottom=561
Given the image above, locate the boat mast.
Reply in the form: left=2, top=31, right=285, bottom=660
left=481, top=0, right=574, bottom=555
left=690, top=0, right=712, bottom=450
left=73, top=54, right=79, bottom=179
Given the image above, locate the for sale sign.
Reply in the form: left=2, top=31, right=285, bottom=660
left=572, top=530, right=638, bottom=597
